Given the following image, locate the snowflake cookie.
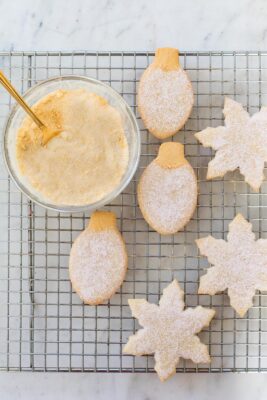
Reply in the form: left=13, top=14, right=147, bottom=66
left=123, top=280, right=215, bottom=381
left=195, top=97, right=267, bottom=190
left=197, top=214, right=267, bottom=317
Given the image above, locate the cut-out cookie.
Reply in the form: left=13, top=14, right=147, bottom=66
left=195, top=97, right=267, bottom=191
left=123, top=280, right=215, bottom=381
left=197, top=213, right=267, bottom=317
left=138, top=48, right=194, bottom=139
left=138, top=142, right=197, bottom=235
left=69, top=211, right=127, bottom=305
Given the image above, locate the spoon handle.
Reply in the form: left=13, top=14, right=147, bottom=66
left=0, top=70, right=45, bottom=129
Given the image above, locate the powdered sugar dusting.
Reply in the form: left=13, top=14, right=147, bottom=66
left=123, top=280, right=215, bottom=381
left=138, top=162, right=197, bottom=234
left=138, top=67, right=194, bottom=137
left=197, top=214, right=267, bottom=317
left=69, top=229, right=127, bottom=304
left=195, top=97, right=267, bottom=190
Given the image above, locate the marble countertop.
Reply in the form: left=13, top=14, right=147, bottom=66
left=0, top=372, right=267, bottom=400
left=1, top=0, right=267, bottom=399
left=2, top=0, right=267, bottom=52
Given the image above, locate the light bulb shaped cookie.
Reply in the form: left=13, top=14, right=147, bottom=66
left=138, top=48, right=194, bottom=139
left=69, top=211, right=127, bottom=305
left=138, top=142, right=197, bottom=235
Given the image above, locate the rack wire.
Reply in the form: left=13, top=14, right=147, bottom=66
left=1, top=51, right=267, bottom=373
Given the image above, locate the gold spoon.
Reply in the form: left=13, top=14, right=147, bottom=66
left=0, top=70, right=60, bottom=145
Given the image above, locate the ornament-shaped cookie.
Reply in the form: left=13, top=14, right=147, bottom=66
left=69, top=211, right=127, bottom=305
left=138, top=142, right=197, bottom=235
left=123, top=280, right=215, bottom=381
left=195, top=97, right=267, bottom=191
left=197, top=214, right=267, bottom=317
left=138, top=48, right=194, bottom=139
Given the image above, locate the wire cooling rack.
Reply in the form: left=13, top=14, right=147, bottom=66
left=1, top=51, right=267, bottom=373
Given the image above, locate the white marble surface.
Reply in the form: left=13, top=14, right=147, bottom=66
left=1, top=0, right=267, bottom=398
left=0, top=373, right=267, bottom=400
left=1, top=0, right=267, bottom=52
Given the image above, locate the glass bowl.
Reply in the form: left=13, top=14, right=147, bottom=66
left=3, top=75, right=140, bottom=213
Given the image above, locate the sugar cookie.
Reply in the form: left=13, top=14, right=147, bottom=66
left=197, top=214, right=267, bottom=317
left=138, top=48, right=194, bottom=139
left=123, top=280, right=215, bottom=381
left=138, top=142, right=197, bottom=235
left=195, top=97, right=267, bottom=191
left=69, top=211, right=127, bottom=305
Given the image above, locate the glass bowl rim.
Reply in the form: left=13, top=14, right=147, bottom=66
left=2, top=75, right=141, bottom=213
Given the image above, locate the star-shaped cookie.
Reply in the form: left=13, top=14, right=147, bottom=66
left=123, top=280, right=215, bottom=381
left=195, top=97, right=267, bottom=190
left=197, top=214, right=267, bottom=317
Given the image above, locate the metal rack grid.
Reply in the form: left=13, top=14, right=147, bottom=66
left=1, top=51, right=267, bottom=373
